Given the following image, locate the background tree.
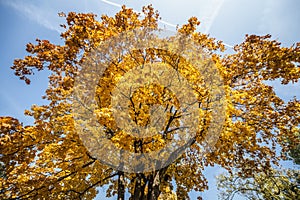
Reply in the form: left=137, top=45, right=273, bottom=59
left=217, top=142, right=300, bottom=200
left=287, top=141, right=300, bottom=165
left=1, top=5, right=300, bottom=200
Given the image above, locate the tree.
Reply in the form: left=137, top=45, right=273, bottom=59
left=217, top=143, right=300, bottom=200
left=288, top=141, right=300, bottom=165
left=217, top=168, right=299, bottom=200
left=1, top=5, right=300, bottom=200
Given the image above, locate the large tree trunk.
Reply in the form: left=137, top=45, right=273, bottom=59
left=118, top=171, right=125, bottom=200
left=130, top=167, right=169, bottom=200
left=132, top=173, right=146, bottom=200
left=147, top=172, right=161, bottom=200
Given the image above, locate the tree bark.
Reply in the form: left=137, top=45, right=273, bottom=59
left=118, top=171, right=125, bottom=200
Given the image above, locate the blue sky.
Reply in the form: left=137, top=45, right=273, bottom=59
left=0, top=0, right=300, bottom=199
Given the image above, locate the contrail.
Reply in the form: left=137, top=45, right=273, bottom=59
left=100, top=0, right=177, bottom=28
left=100, top=0, right=232, bottom=48
left=202, top=0, right=225, bottom=34
left=101, top=0, right=121, bottom=8
left=159, top=20, right=177, bottom=28
left=223, top=43, right=234, bottom=48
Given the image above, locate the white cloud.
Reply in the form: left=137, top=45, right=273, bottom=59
left=198, top=0, right=226, bottom=33
left=2, top=0, right=116, bottom=33
left=2, top=0, right=228, bottom=35
left=3, top=0, right=63, bottom=33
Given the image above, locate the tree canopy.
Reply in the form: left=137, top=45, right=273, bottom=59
left=1, top=5, right=300, bottom=200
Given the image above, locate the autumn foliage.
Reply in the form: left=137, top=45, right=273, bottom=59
left=1, top=5, right=300, bottom=200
